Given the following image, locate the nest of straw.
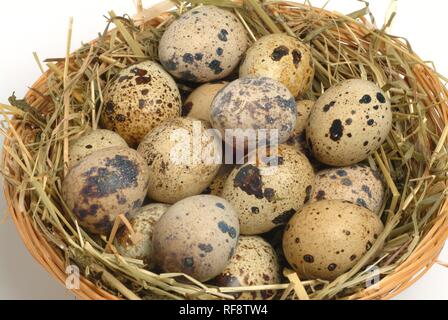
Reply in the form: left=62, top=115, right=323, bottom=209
left=1, top=0, right=448, bottom=300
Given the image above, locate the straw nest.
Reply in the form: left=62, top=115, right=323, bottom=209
left=1, top=0, right=447, bottom=300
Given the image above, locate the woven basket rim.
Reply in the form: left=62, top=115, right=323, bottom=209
left=2, top=0, right=448, bottom=300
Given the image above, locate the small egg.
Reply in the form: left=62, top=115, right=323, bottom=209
left=137, top=118, right=221, bottom=204
left=222, top=144, right=315, bottom=235
left=101, top=60, right=181, bottom=146
left=69, top=129, right=128, bottom=167
left=312, top=165, right=385, bottom=213
left=286, top=100, right=314, bottom=153
left=183, top=81, right=228, bottom=122
left=240, top=33, right=314, bottom=97
left=202, top=165, right=234, bottom=196
left=62, top=147, right=150, bottom=234
left=115, top=203, right=169, bottom=268
left=159, top=6, right=248, bottom=83
left=210, top=76, right=297, bottom=147
left=306, top=79, right=392, bottom=166
left=283, top=200, right=384, bottom=280
left=152, top=195, right=240, bottom=281
left=213, top=236, right=280, bottom=300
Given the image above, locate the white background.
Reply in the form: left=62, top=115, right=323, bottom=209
left=0, top=0, right=447, bottom=300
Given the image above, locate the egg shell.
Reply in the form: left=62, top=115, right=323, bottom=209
left=286, top=100, right=314, bottom=153
left=210, top=76, right=297, bottom=147
left=283, top=200, right=384, bottom=280
left=240, top=33, right=314, bottom=97
left=213, top=236, right=280, bottom=300
left=101, top=60, right=181, bottom=146
left=306, top=79, right=392, bottom=166
left=137, top=117, right=221, bottom=204
left=183, top=81, right=228, bottom=122
left=152, top=195, right=240, bottom=282
left=222, top=144, right=315, bottom=235
left=202, top=165, right=234, bottom=196
left=62, top=147, right=150, bottom=234
left=159, top=6, right=248, bottom=83
left=68, top=129, right=128, bottom=168
left=115, top=203, right=169, bottom=268
left=312, top=165, right=385, bottom=213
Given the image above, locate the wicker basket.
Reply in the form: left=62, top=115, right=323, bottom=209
left=2, top=0, right=448, bottom=300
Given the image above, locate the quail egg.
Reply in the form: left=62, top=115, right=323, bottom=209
left=283, top=200, right=384, bottom=280
left=69, top=129, right=128, bottom=168
left=183, top=81, right=228, bottom=122
left=115, top=203, right=169, bottom=268
left=101, top=60, right=181, bottom=146
left=159, top=6, right=248, bottom=83
left=306, top=79, right=392, bottom=166
left=137, top=117, right=221, bottom=204
left=286, top=100, right=314, bottom=153
left=202, top=165, right=234, bottom=196
left=312, top=165, right=385, bottom=214
left=213, top=236, right=280, bottom=300
left=240, top=33, right=314, bottom=97
left=62, top=147, right=150, bottom=234
left=210, top=76, right=297, bottom=148
left=152, top=195, right=240, bottom=281
left=222, top=144, right=315, bottom=235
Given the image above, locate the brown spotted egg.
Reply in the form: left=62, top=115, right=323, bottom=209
left=183, top=81, right=228, bottom=122
left=159, top=6, right=248, bottom=83
left=312, top=165, right=385, bottom=214
left=101, top=60, right=181, bottom=146
left=210, top=76, right=297, bottom=147
left=69, top=129, right=128, bottom=168
left=240, top=33, right=314, bottom=97
left=152, top=195, right=240, bottom=282
left=115, top=203, right=169, bottom=268
left=306, top=79, right=392, bottom=166
left=62, top=147, right=150, bottom=234
left=213, top=236, right=280, bottom=300
left=222, top=144, right=315, bottom=235
left=202, top=165, right=234, bottom=196
left=286, top=100, right=314, bottom=153
left=283, top=200, right=384, bottom=280
left=137, top=117, right=221, bottom=204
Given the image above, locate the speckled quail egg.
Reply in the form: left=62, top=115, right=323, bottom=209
left=306, top=79, right=392, bottom=166
left=115, top=203, right=169, bottom=268
left=210, top=76, right=297, bottom=147
left=286, top=100, right=314, bottom=153
left=159, top=6, right=248, bottom=83
left=137, top=117, right=221, bottom=204
left=152, top=195, right=240, bottom=281
left=202, top=165, right=234, bottom=196
left=312, top=165, right=385, bottom=214
left=69, top=129, right=128, bottom=168
left=283, top=200, right=384, bottom=280
left=101, top=60, right=181, bottom=146
left=213, top=236, right=280, bottom=300
left=62, top=147, right=150, bottom=234
left=183, top=81, right=228, bottom=122
left=240, top=33, right=314, bottom=97
left=222, top=144, right=315, bottom=235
